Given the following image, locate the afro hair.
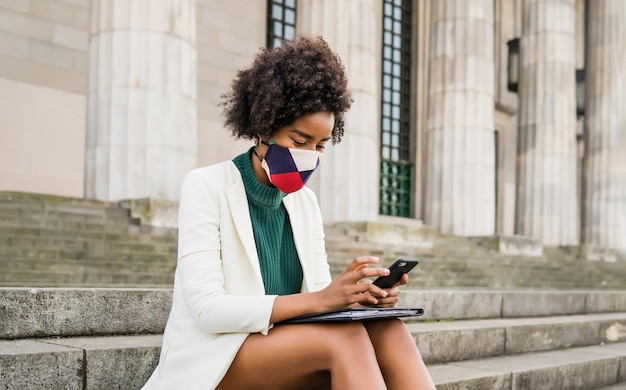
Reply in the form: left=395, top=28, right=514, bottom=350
left=220, top=35, right=352, bottom=144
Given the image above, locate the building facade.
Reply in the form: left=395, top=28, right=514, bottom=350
left=0, top=0, right=624, bottom=250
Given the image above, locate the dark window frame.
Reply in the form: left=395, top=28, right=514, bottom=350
left=379, top=0, right=413, bottom=218
left=266, top=0, right=297, bottom=49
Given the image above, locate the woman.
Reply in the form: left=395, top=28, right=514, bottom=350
left=143, top=35, right=435, bottom=390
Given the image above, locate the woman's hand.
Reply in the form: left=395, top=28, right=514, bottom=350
left=366, top=273, right=408, bottom=308
left=316, top=256, right=391, bottom=311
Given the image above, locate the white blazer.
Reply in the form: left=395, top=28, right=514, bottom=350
left=142, top=160, right=332, bottom=389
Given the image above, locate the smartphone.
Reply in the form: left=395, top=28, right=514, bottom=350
left=372, top=258, right=419, bottom=289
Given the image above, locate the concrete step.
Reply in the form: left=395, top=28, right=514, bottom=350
left=408, top=312, right=626, bottom=364
left=1, top=335, right=624, bottom=389
left=597, top=383, right=626, bottom=390
left=0, top=226, right=177, bottom=244
left=1, top=284, right=625, bottom=389
left=3, top=288, right=625, bottom=340
left=429, top=341, right=626, bottom=390
left=0, top=288, right=171, bottom=339
left=0, top=270, right=174, bottom=287
left=0, top=255, right=176, bottom=270
left=0, top=334, right=162, bottom=390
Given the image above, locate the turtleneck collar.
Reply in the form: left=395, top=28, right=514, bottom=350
left=232, top=147, right=285, bottom=209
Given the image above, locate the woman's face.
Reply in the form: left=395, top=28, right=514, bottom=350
left=251, top=111, right=335, bottom=188
left=263, top=111, right=335, bottom=154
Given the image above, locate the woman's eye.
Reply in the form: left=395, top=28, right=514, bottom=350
left=316, top=145, right=326, bottom=151
left=293, top=140, right=306, bottom=146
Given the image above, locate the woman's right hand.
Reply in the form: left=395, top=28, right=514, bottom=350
left=316, top=256, right=391, bottom=311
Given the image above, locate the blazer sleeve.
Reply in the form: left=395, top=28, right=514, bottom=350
left=175, top=167, right=276, bottom=335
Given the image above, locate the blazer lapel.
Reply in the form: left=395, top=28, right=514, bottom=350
left=225, top=180, right=264, bottom=282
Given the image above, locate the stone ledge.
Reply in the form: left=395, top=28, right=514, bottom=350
left=0, top=288, right=172, bottom=339
left=580, top=245, right=626, bottom=263
left=120, top=198, right=180, bottom=228
left=429, top=342, right=626, bottom=390
left=399, top=290, right=626, bottom=320
left=2, top=336, right=624, bottom=390
left=408, top=313, right=626, bottom=364
left=470, top=235, right=543, bottom=257
left=330, top=220, right=436, bottom=248
left=2, top=289, right=625, bottom=340
left=0, top=335, right=161, bottom=390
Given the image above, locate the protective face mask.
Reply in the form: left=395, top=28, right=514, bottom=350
left=259, top=141, right=321, bottom=194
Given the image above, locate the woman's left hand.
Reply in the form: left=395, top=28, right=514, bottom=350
left=361, top=273, right=408, bottom=308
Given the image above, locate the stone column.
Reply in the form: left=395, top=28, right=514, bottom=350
left=85, top=0, right=197, bottom=201
left=424, top=0, right=496, bottom=236
left=515, top=0, right=578, bottom=245
left=582, top=0, right=626, bottom=250
left=298, top=0, right=380, bottom=222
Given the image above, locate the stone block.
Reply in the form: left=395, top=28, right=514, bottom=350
left=52, top=23, right=88, bottom=51
left=45, top=335, right=162, bottom=390
left=400, top=290, right=502, bottom=320
left=336, top=220, right=435, bottom=248
left=0, top=31, right=29, bottom=59
left=505, top=319, right=599, bottom=353
left=454, top=344, right=624, bottom=390
left=428, top=364, right=511, bottom=390
left=587, top=291, right=626, bottom=313
left=511, top=359, right=620, bottom=390
left=582, top=245, right=624, bottom=263
left=0, top=55, right=87, bottom=93
left=0, top=339, right=83, bottom=389
left=30, top=0, right=87, bottom=29
left=0, top=0, right=30, bottom=13
left=58, top=0, right=90, bottom=8
left=413, top=324, right=505, bottom=364
left=0, top=8, right=54, bottom=41
left=498, top=234, right=543, bottom=256
left=602, top=320, right=626, bottom=343
left=502, top=291, right=587, bottom=317
left=0, top=288, right=172, bottom=339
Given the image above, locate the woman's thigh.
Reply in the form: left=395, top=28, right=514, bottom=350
left=363, top=319, right=436, bottom=390
left=216, top=322, right=381, bottom=390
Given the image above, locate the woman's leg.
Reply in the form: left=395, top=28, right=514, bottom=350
left=362, top=319, right=436, bottom=390
left=216, top=322, right=386, bottom=390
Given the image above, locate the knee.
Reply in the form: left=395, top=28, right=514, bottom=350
left=326, top=322, right=374, bottom=354
left=365, top=318, right=407, bottom=334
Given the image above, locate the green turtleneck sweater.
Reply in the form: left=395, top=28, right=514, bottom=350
left=232, top=148, right=303, bottom=296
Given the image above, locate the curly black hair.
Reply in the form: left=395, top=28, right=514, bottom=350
left=220, top=35, right=352, bottom=144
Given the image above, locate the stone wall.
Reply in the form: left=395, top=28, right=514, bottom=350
left=0, top=0, right=90, bottom=197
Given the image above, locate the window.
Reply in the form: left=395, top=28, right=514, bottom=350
left=380, top=0, right=413, bottom=217
left=266, top=0, right=296, bottom=49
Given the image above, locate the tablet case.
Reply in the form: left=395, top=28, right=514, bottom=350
left=277, top=307, right=424, bottom=325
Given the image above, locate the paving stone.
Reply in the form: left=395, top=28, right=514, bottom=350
left=0, top=339, right=83, bottom=389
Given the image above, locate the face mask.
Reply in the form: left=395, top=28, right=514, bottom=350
left=259, top=141, right=321, bottom=194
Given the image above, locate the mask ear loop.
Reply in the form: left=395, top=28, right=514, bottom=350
left=253, top=135, right=267, bottom=163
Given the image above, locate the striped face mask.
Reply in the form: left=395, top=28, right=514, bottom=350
left=260, top=141, right=321, bottom=194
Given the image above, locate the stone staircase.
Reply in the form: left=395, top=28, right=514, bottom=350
left=1, top=287, right=625, bottom=389
left=324, top=222, right=626, bottom=290
left=2, top=192, right=626, bottom=388
left=2, top=192, right=626, bottom=290
left=0, top=192, right=177, bottom=287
